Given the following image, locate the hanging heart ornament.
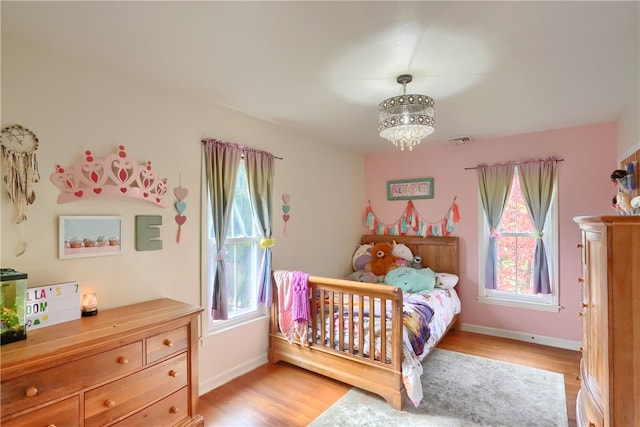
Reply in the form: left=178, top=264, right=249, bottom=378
left=175, top=201, right=187, bottom=214
left=282, top=193, right=291, bottom=235
left=174, top=187, right=189, bottom=200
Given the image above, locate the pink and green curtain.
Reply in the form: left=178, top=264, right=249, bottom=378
left=203, top=139, right=242, bottom=320
left=477, top=158, right=558, bottom=293
left=244, top=147, right=275, bottom=306
left=203, top=138, right=275, bottom=321
left=477, top=164, right=514, bottom=290
left=517, top=158, right=558, bottom=294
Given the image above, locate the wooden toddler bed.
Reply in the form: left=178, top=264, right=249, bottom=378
left=269, top=235, right=460, bottom=410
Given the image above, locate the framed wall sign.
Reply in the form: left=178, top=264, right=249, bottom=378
left=59, top=216, right=122, bottom=259
left=387, top=178, right=434, bottom=200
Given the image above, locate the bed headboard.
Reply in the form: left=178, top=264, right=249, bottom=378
left=361, top=235, right=459, bottom=276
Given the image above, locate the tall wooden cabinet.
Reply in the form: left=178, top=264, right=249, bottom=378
left=1, top=298, right=204, bottom=426
left=574, top=216, right=639, bottom=427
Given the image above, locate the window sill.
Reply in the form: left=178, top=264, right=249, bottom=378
left=200, top=312, right=269, bottom=344
left=477, top=296, right=561, bottom=313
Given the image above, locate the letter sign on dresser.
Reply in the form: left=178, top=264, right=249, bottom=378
left=1, top=298, right=204, bottom=426
left=574, top=216, right=640, bottom=427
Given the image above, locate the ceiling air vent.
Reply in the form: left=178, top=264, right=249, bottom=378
left=447, top=136, right=473, bottom=145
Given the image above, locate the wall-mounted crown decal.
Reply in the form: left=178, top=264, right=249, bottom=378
left=50, top=145, right=168, bottom=207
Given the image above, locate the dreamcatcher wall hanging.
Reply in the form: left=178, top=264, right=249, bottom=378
left=1, top=125, right=40, bottom=224
left=364, top=197, right=460, bottom=237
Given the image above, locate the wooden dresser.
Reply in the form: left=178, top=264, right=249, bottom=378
left=574, top=216, right=639, bottom=427
left=1, top=298, right=204, bottom=427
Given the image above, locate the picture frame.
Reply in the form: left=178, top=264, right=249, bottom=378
left=59, top=216, right=122, bottom=259
left=387, top=177, right=434, bottom=200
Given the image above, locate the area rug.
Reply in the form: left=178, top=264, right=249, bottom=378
left=308, top=348, right=568, bottom=427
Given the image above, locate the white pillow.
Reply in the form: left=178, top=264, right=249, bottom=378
left=434, top=272, right=459, bottom=289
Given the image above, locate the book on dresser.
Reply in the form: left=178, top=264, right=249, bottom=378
left=573, top=216, right=639, bottom=427
left=0, top=298, right=205, bottom=427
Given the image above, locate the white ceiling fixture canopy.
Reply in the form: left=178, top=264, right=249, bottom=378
left=378, top=74, right=435, bottom=151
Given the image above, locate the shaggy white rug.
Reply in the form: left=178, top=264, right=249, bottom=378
left=309, top=349, right=568, bottom=427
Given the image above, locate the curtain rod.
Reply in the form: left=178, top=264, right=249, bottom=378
left=464, top=158, right=564, bottom=170
left=201, top=138, right=283, bottom=160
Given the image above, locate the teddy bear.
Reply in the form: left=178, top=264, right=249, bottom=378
left=365, top=242, right=400, bottom=276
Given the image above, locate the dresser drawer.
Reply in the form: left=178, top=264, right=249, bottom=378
left=114, top=387, right=189, bottom=427
left=1, top=341, right=143, bottom=416
left=1, top=396, right=80, bottom=427
left=146, top=325, right=188, bottom=364
left=85, top=352, right=188, bottom=426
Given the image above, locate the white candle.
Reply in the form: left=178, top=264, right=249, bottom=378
left=81, top=293, right=98, bottom=315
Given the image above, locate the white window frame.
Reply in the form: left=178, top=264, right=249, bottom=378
left=477, top=168, right=560, bottom=312
left=200, top=159, right=268, bottom=339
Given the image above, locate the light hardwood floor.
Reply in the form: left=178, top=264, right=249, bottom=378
left=199, top=330, right=581, bottom=427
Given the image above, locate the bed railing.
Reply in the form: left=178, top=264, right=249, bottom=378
left=270, top=274, right=404, bottom=373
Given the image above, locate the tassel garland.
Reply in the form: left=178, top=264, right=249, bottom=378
left=364, top=197, right=460, bottom=237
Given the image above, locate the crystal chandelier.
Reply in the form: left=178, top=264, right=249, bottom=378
left=378, top=74, right=435, bottom=151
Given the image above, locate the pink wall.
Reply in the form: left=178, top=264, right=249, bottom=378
left=364, top=122, right=617, bottom=342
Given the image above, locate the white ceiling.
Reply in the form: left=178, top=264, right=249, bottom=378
left=2, top=1, right=639, bottom=154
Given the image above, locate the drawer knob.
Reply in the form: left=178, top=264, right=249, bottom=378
left=47, top=425, right=57, bottom=427
left=170, top=406, right=179, bottom=414
left=582, top=303, right=588, bottom=309
left=117, top=356, right=129, bottom=365
left=163, top=339, right=173, bottom=347
left=169, top=370, right=178, bottom=378
left=577, top=278, right=584, bottom=284
left=25, top=386, right=38, bottom=397
left=105, top=399, right=116, bottom=408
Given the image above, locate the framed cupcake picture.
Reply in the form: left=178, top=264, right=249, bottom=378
left=59, top=216, right=122, bottom=259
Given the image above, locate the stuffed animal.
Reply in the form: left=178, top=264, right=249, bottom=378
left=365, top=242, right=400, bottom=276
left=392, top=242, right=414, bottom=262
left=409, top=256, right=423, bottom=269
left=385, top=266, right=436, bottom=293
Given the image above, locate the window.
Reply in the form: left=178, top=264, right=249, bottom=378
left=478, top=166, right=559, bottom=312
left=202, top=160, right=266, bottom=333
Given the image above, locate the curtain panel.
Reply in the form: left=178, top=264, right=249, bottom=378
left=202, top=138, right=275, bottom=321
left=476, top=158, right=558, bottom=293
left=477, top=164, right=515, bottom=289
left=244, top=148, right=275, bottom=306
left=517, top=158, right=557, bottom=294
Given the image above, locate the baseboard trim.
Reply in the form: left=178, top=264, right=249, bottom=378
left=459, top=323, right=581, bottom=351
left=199, top=354, right=268, bottom=395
